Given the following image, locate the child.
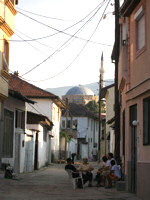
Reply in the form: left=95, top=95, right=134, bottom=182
left=106, top=159, right=121, bottom=188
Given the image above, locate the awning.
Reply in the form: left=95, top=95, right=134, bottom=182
left=27, top=111, right=53, bottom=131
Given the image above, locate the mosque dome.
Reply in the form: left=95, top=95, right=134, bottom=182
left=66, top=85, right=94, bottom=96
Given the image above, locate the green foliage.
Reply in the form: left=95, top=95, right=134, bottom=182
left=86, top=100, right=99, bottom=113
left=60, top=131, right=66, bottom=137
left=60, top=131, right=72, bottom=142
left=86, top=100, right=106, bottom=113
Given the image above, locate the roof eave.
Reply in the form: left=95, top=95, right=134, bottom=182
left=120, top=0, right=141, bottom=17
left=9, top=89, right=35, bottom=104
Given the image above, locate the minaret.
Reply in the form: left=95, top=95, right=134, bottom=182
left=100, top=52, right=105, bottom=88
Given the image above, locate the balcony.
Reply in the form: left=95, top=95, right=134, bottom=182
left=0, top=0, right=17, bottom=37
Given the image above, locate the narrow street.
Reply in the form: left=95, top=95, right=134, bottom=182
left=0, top=163, right=141, bottom=200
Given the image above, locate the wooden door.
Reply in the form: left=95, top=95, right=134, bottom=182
left=130, top=105, right=137, bottom=193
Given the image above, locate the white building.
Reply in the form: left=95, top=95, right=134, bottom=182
left=9, top=73, right=65, bottom=165
left=61, top=103, right=99, bottom=160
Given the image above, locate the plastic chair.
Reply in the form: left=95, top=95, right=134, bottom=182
left=65, top=169, right=84, bottom=189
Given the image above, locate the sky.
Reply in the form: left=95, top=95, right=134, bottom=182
left=10, top=0, right=116, bottom=89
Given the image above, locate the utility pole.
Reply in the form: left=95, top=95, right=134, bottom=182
left=114, top=0, right=120, bottom=164
left=65, top=98, right=69, bottom=160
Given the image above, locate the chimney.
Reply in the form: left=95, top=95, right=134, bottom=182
left=14, top=71, right=19, bottom=76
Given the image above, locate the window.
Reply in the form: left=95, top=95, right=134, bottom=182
left=72, top=119, right=77, bottom=130
left=143, top=97, right=150, bottom=145
left=91, top=120, right=93, bottom=131
left=61, top=120, right=65, bottom=129
left=15, top=110, right=25, bottom=129
left=137, top=14, right=145, bottom=51
left=67, top=120, right=71, bottom=128
left=3, top=40, right=9, bottom=71
left=3, top=109, right=14, bottom=157
left=134, top=6, right=145, bottom=52
left=43, top=127, right=47, bottom=142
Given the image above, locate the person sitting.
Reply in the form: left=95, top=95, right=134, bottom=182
left=105, top=159, right=121, bottom=188
left=65, top=158, right=79, bottom=178
left=65, top=158, right=83, bottom=188
left=95, top=155, right=108, bottom=187
left=77, top=157, right=94, bottom=187
left=106, top=152, right=117, bottom=168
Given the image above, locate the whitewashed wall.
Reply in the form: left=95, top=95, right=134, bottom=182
left=27, top=99, right=61, bottom=161
left=27, top=99, right=52, bottom=118
left=105, top=86, right=115, bottom=154
left=26, top=124, right=50, bottom=169
left=61, top=116, right=98, bottom=160
left=3, top=96, right=26, bottom=173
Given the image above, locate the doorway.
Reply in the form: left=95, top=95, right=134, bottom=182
left=129, top=105, right=137, bottom=193
left=34, top=132, right=38, bottom=170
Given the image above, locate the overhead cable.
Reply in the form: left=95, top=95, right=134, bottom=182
left=20, top=1, right=107, bottom=77
left=21, top=0, right=111, bottom=82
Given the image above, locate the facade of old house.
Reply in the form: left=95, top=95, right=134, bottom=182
left=118, top=0, right=150, bottom=199
left=2, top=89, right=33, bottom=173
left=9, top=73, right=65, bottom=163
left=61, top=103, right=99, bottom=160
left=0, top=0, right=18, bottom=168
left=101, top=84, right=115, bottom=155
left=25, top=112, right=53, bottom=172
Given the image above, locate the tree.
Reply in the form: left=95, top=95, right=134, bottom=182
left=86, top=100, right=99, bottom=113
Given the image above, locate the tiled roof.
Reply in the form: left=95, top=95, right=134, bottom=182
left=9, top=74, right=65, bottom=109
left=9, top=74, right=56, bottom=98
left=62, top=103, right=99, bottom=119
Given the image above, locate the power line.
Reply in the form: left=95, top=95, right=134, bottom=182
left=16, top=7, right=78, bottom=22
left=2, top=1, right=113, bottom=47
left=20, top=1, right=107, bottom=77
left=14, top=33, right=48, bottom=56
left=16, top=2, right=103, bottom=40
left=21, top=0, right=111, bottom=82
left=15, top=29, right=56, bottom=50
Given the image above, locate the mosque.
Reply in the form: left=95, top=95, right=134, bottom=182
left=62, top=85, right=98, bottom=105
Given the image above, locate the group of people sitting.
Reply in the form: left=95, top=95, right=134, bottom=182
left=65, top=152, right=121, bottom=189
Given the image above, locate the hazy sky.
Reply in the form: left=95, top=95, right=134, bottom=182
left=10, top=0, right=115, bottom=89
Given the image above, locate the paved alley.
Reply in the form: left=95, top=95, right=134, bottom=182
left=0, top=164, right=141, bottom=200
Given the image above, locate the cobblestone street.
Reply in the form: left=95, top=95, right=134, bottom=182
left=0, top=163, right=141, bottom=200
